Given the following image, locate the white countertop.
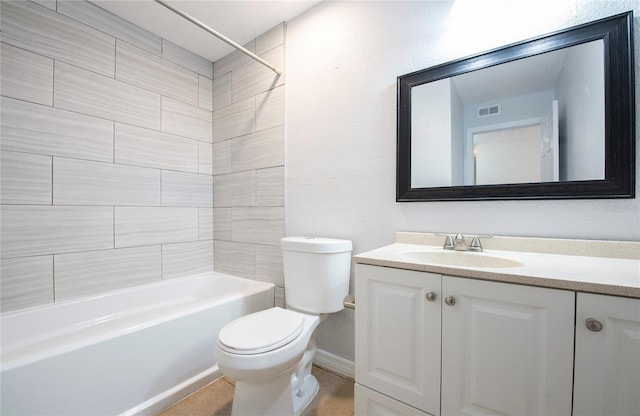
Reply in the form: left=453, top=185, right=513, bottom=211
left=353, top=234, right=640, bottom=298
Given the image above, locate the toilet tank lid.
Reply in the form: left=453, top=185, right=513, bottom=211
left=281, top=237, right=352, bottom=253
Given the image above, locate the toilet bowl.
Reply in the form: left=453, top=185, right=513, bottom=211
left=215, top=307, right=322, bottom=415
left=214, top=237, right=352, bottom=416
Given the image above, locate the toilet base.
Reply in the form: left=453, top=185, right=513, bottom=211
left=293, top=374, right=319, bottom=416
left=222, top=315, right=325, bottom=416
left=230, top=372, right=319, bottom=416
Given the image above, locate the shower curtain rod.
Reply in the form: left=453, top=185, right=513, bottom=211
left=153, top=0, right=283, bottom=75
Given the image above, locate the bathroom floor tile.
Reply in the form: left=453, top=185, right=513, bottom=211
left=157, top=365, right=354, bottom=416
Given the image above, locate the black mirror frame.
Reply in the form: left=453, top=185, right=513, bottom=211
left=397, top=11, right=635, bottom=202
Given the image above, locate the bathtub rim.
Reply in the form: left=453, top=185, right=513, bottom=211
left=1, top=271, right=275, bottom=371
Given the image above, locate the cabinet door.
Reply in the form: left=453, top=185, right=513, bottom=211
left=441, top=276, right=574, bottom=416
left=573, top=293, right=640, bottom=416
left=355, top=383, right=431, bottom=416
left=355, top=264, right=441, bottom=416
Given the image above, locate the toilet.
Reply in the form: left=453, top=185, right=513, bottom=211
left=214, top=236, right=353, bottom=416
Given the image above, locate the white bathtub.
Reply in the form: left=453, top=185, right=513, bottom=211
left=0, top=271, right=274, bottom=415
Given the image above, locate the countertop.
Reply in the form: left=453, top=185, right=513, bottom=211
left=353, top=233, right=640, bottom=298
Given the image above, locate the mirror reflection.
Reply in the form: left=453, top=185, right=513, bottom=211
left=411, top=40, right=604, bottom=188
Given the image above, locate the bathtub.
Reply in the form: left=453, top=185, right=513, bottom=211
left=0, top=271, right=274, bottom=415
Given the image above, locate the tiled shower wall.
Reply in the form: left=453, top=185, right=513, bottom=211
left=0, top=0, right=215, bottom=312
left=211, top=24, right=286, bottom=306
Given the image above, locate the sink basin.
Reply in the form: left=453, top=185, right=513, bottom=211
left=399, top=250, right=523, bottom=268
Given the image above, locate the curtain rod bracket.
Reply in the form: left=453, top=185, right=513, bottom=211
left=154, top=0, right=282, bottom=76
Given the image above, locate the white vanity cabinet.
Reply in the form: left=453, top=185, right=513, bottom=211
left=354, top=265, right=441, bottom=415
left=354, top=264, right=575, bottom=416
left=573, top=293, right=640, bottom=416
left=440, top=275, right=574, bottom=416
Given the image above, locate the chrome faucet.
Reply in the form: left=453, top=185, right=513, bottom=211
left=453, top=233, right=468, bottom=251
left=438, top=233, right=492, bottom=252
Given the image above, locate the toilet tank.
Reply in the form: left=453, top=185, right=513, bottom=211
left=281, top=237, right=353, bottom=314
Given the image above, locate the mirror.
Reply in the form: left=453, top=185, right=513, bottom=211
left=397, top=12, right=635, bottom=201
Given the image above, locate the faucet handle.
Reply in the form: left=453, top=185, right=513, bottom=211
left=436, top=233, right=455, bottom=250
left=469, top=235, right=493, bottom=252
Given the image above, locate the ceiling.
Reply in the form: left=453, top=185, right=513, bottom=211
left=91, top=0, right=322, bottom=62
left=451, top=47, right=569, bottom=104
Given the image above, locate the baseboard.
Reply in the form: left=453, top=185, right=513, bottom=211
left=121, top=365, right=223, bottom=415
left=313, top=348, right=355, bottom=380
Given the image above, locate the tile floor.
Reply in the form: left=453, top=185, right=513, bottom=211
left=157, top=366, right=355, bottom=416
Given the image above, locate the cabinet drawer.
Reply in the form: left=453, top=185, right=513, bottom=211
left=355, top=383, right=430, bottom=416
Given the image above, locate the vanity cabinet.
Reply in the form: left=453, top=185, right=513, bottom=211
left=573, top=293, right=640, bottom=416
left=354, top=265, right=441, bottom=415
left=354, top=264, right=575, bottom=416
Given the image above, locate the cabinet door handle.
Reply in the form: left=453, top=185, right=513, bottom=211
left=444, top=296, right=456, bottom=306
left=425, top=292, right=437, bottom=302
left=585, top=318, right=603, bottom=332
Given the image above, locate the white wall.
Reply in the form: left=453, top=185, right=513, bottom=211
left=412, top=78, right=453, bottom=187
left=286, top=0, right=640, bottom=362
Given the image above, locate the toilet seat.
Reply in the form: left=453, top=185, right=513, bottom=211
left=217, top=307, right=305, bottom=355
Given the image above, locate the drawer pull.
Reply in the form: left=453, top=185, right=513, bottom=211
left=425, top=292, right=437, bottom=302
left=444, top=296, right=456, bottom=306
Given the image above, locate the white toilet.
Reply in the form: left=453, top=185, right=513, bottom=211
left=214, top=236, right=352, bottom=416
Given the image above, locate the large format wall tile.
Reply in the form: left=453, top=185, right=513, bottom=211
left=57, top=0, right=162, bottom=56
left=212, top=26, right=285, bottom=281
left=0, top=256, right=53, bottom=312
left=256, top=166, right=284, bottom=206
left=0, top=206, right=114, bottom=258
left=199, top=209, right=214, bottom=240
left=54, top=246, right=162, bottom=301
left=199, top=142, right=213, bottom=175
left=0, top=151, right=52, bottom=205
left=199, top=76, right=214, bottom=111
left=213, top=140, right=232, bottom=175
left=162, top=240, right=214, bottom=280
left=1, top=1, right=115, bottom=77
left=161, top=97, right=212, bottom=142
left=213, top=72, right=232, bottom=110
left=115, top=123, right=199, bottom=173
left=213, top=40, right=255, bottom=79
left=256, top=24, right=285, bottom=55
left=232, top=46, right=284, bottom=102
left=116, top=40, right=199, bottom=106
left=256, top=86, right=285, bottom=131
left=213, top=171, right=256, bottom=208
left=115, top=207, right=199, bottom=248
left=161, top=171, right=213, bottom=207
left=1, top=43, right=54, bottom=106
left=0, top=97, right=114, bottom=162
left=275, top=286, right=286, bottom=308
left=213, top=208, right=232, bottom=241
left=231, top=125, right=285, bottom=171
left=0, top=0, right=217, bottom=312
left=232, top=207, right=285, bottom=246
left=162, top=39, right=213, bottom=79
left=55, top=62, right=161, bottom=130
left=53, top=158, right=161, bottom=206
left=213, top=96, right=255, bottom=143
left=256, top=244, right=284, bottom=287
left=213, top=240, right=255, bottom=278
left=31, top=0, right=56, bottom=11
